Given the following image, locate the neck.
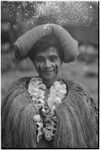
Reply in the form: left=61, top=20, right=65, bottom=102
left=42, top=76, right=58, bottom=88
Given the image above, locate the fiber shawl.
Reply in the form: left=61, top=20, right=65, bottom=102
left=1, top=77, right=98, bottom=148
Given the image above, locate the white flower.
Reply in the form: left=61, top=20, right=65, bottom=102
left=47, top=97, right=54, bottom=109
left=32, top=96, right=37, bottom=101
left=33, top=114, right=41, bottom=122
left=50, top=86, right=56, bottom=93
left=57, top=93, right=65, bottom=99
left=28, top=84, right=38, bottom=93
left=62, top=83, right=66, bottom=89
left=37, top=89, right=45, bottom=99
left=38, top=98, right=45, bottom=104
left=37, top=122, right=43, bottom=128
left=54, top=97, right=62, bottom=106
left=47, top=81, right=67, bottom=109
left=38, top=83, right=46, bottom=90
left=44, top=130, right=54, bottom=141
left=60, top=89, right=67, bottom=94
left=37, top=122, right=43, bottom=142
left=30, top=92, right=38, bottom=98
left=52, top=105, right=56, bottom=110
left=47, top=97, right=61, bottom=109
left=30, top=81, right=39, bottom=88
left=54, top=81, right=62, bottom=90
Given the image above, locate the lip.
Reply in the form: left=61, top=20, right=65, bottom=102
left=43, top=70, right=55, bottom=73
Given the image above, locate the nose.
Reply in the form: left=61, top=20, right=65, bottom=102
left=44, top=59, right=51, bottom=68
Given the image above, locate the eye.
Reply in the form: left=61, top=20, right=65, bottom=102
left=49, top=56, right=58, bottom=62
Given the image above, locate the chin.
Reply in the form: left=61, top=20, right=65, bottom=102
left=39, top=70, right=58, bottom=81
left=42, top=74, right=56, bottom=81
left=43, top=76, right=55, bottom=81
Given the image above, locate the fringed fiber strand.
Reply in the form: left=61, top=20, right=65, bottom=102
left=2, top=77, right=37, bottom=148
left=53, top=79, right=98, bottom=148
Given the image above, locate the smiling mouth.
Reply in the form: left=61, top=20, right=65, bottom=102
left=43, top=70, right=55, bottom=73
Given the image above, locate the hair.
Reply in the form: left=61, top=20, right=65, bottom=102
left=28, top=34, right=64, bottom=62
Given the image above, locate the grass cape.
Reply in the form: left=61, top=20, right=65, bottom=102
left=1, top=76, right=98, bottom=148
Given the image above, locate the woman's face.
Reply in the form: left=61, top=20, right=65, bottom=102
left=33, top=46, right=62, bottom=82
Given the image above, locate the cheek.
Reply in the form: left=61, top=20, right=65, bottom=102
left=52, top=62, right=62, bottom=73
left=54, top=61, right=62, bottom=68
left=55, top=63, right=60, bottom=71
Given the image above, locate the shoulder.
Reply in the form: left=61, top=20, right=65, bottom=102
left=7, top=75, right=39, bottom=91
left=59, top=77, right=87, bottom=92
left=59, top=77, right=91, bottom=96
left=2, top=76, right=38, bottom=106
left=59, top=77, right=98, bottom=111
left=9, top=76, right=32, bottom=88
left=60, top=77, right=98, bottom=118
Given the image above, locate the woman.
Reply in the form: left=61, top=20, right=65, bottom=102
left=2, top=24, right=98, bottom=148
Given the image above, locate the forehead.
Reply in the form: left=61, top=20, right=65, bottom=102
left=35, top=47, right=59, bottom=57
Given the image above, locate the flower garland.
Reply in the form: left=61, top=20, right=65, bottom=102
left=28, top=77, right=67, bottom=142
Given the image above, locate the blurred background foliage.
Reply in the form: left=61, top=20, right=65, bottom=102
left=1, top=1, right=98, bottom=107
